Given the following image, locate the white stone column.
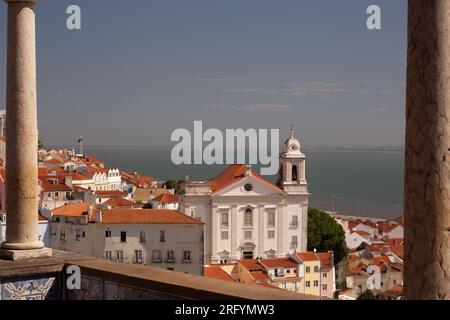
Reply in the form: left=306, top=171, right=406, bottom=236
left=257, top=204, right=264, bottom=257
left=0, top=0, right=50, bottom=260
left=230, top=205, right=238, bottom=260
left=301, top=205, right=308, bottom=252
left=277, top=204, right=286, bottom=257
left=300, top=159, right=306, bottom=182
left=210, top=205, right=218, bottom=263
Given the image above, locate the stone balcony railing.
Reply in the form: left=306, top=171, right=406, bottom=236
left=0, top=249, right=321, bottom=300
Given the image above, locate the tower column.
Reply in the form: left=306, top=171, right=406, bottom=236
left=0, top=0, right=50, bottom=260
left=211, top=205, right=219, bottom=263
left=404, top=0, right=450, bottom=299
left=257, top=204, right=265, bottom=257
left=230, top=205, right=238, bottom=260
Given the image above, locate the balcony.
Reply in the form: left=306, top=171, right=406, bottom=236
left=0, top=249, right=320, bottom=300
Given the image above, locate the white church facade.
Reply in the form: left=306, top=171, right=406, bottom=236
left=180, top=130, right=310, bottom=264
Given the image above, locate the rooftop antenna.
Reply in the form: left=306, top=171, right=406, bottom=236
left=77, top=136, right=84, bottom=156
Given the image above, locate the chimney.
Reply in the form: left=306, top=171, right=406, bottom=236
left=94, top=209, right=103, bottom=223
left=65, top=176, right=73, bottom=188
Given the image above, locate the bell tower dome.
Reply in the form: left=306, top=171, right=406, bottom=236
left=277, top=126, right=308, bottom=194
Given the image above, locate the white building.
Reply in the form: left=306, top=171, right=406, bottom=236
left=151, top=192, right=180, bottom=210
left=50, top=207, right=204, bottom=275
left=180, top=130, right=310, bottom=264
left=0, top=212, right=50, bottom=247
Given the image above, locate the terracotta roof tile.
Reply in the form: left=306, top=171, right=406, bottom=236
left=152, top=192, right=180, bottom=204
left=238, top=259, right=264, bottom=271
left=96, top=190, right=127, bottom=197
left=204, top=266, right=236, bottom=282
left=316, top=252, right=333, bottom=268
left=120, top=171, right=155, bottom=188
left=250, top=271, right=271, bottom=281
left=354, top=230, right=371, bottom=237
left=257, top=282, right=282, bottom=290
left=208, top=164, right=286, bottom=194
left=259, top=258, right=297, bottom=269
left=100, top=209, right=203, bottom=225
left=52, top=203, right=91, bottom=217
left=295, top=252, right=319, bottom=262
left=103, top=197, right=136, bottom=208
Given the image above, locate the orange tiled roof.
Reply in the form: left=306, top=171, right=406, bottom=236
left=354, top=230, right=371, bottom=237
left=121, top=171, right=155, bottom=188
left=45, top=158, right=62, bottom=164
left=40, top=179, right=72, bottom=192
left=100, top=209, right=203, bottom=225
left=257, top=282, right=282, bottom=290
left=250, top=271, right=271, bottom=281
left=208, top=164, right=286, bottom=194
left=348, top=268, right=365, bottom=275
left=387, top=245, right=404, bottom=259
left=52, top=203, right=91, bottom=217
left=371, top=256, right=392, bottom=270
left=295, top=252, right=319, bottom=262
left=152, top=192, right=180, bottom=204
left=84, top=155, right=104, bottom=166
left=103, top=197, right=136, bottom=208
left=316, top=252, right=333, bottom=268
left=38, top=167, right=49, bottom=176
left=238, top=259, right=264, bottom=271
left=384, top=238, right=403, bottom=247
left=259, top=258, right=297, bottom=269
left=385, top=284, right=404, bottom=295
left=96, top=190, right=127, bottom=197
left=204, top=266, right=236, bottom=282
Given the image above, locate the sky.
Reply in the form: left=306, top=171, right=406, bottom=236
left=0, top=0, right=408, bottom=147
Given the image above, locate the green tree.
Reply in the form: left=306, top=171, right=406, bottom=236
left=38, top=139, right=45, bottom=150
left=164, top=180, right=180, bottom=191
left=357, top=289, right=377, bottom=300
left=357, top=289, right=387, bottom=300
left=307, top=208, right=349, bottom=264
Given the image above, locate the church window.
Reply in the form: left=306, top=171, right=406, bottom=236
left=221, top=212, right=229, bottom=227
left=221, top=231, right=229, bottom=240
left=268, top=212, right=275, bottom=227
left=244, top=208, right=253, bottom=227
left=268, top=230, right=275, bottom=239
left=244, top=183, right=253, bottom=192
left=291, top=215, right=298, bottom=227
left=244, top=231, right=252, bottom=239
left=292, top=165, right=298, bottom=182
left=291, top=236, right=298, bottom=247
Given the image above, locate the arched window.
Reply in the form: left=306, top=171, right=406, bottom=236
left=292, top=165, right=298, bottom=182
left=244, top=208, right=253, bottom=227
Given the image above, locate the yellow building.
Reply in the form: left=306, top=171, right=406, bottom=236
left=294, top=252, right=321, bottom=296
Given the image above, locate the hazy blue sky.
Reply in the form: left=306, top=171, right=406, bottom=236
left=0, top=0, right=407, bottom=147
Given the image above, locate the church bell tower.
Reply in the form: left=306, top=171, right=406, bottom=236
left=277, top=126, right=308, bottom=194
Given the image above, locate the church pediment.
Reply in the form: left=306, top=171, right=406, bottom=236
left=211, top=175, right=286, bottom=197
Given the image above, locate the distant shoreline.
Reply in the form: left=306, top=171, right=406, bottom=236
left=48, top=144, right=405, bottom=153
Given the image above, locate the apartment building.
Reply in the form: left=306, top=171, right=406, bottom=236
left=50, top=207, right=204, bottom=275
